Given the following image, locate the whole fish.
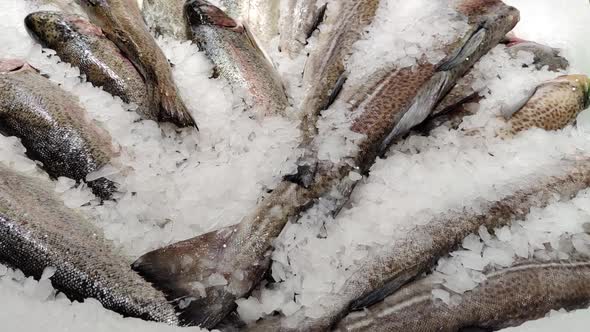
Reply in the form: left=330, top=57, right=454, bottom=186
left=298, top=0, right=380, bottom=144
left=141, top=0, right=189, bottom=39
left=78, top=0, right=197, bottom=128
left=254, top=155, right=590, bottom=331
left=219, top=0, right=280, bottom=46
left=336, top=259, right=590, bottom=331
left=279, top=0, right=327, bottom=58
left=132, top=0, right=518, bottom=328
left=503, top=74, right=590, bottom=135
left=0, top=59, right=118, bottom=200
left=418, top=41, right=570, bottom=134
left=25, top=11, right=151, bottom=120
left=0, top=164, right=178, bottom=324
left=185, top=0, right=289, bottom=117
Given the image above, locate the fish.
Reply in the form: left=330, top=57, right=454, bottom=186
left=279, top=0, right=327, bottom=58
left=0, top=59, right=118, bottom=200
left=77, top=0, right=197, bottom=128
left=503, top=74, right=590, bottom=135
left=254, top=155, right=590, bottom=331
left=0, top=163, right=179, bottom=324
left=219, top=0, right=281, bottom=46
left=185, top=0, right=289, bottom=117
left=298, top=0, right=380, bottom=144
left=336, top=259, right=590, bottom=331
left=418, top=41, right=570, bottom=134
left=141, top=0, right=189, bottom=39
left=25, top=11, right=151, bottom=120
left=131, top=0, right=519, bottom=328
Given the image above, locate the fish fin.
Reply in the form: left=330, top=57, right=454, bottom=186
left=323, top=72, right=347, bottom=110
left=500, top=86, right=538, bottom=119
left=306, top=3, right=328, bottom=40
left=437, top=25, right=487, bottom=72
left=158, top=90, right=198, bottom=129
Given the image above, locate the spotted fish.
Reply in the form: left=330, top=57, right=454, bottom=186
left=279, top=0, right=327, bottom=58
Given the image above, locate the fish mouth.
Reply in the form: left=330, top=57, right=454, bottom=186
left=0, top=59, right=31, bottom=73
left=185, top=0, right=242, bottom=31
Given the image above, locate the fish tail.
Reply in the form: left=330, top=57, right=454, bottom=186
left=157, top=84, right=198, bottom=129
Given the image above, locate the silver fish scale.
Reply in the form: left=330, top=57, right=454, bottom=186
left=0, top=165, right=179, bottom=324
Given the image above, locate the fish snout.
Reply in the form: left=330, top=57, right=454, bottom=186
left=24, top=11, right=56, bottom=42
left=185, top=0, right=239, bottom=29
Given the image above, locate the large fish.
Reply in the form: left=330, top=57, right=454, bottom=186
left=77, top=0, right=197, bottom=128
left=219, top=0, right=280, bottom=46
left=141, top=0, right=189, bottom=39
left=279, top=0, right=327, bottom=58
left=418, top=41, right=571, bottom=134
left=25, top=11, right=151, bottom=120
left=185, top=0, right=289, bottom=117
left=336, top=259, right=590, bottom=331
left=0, top=59, right=118, bottom=200
left=0, top=164, right=179, bottom=324
left=132, top=0, right=518, bottom=328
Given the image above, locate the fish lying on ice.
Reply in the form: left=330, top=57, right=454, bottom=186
left=131, top=0, right=519, bottom=328
left=337, top=257, right=590, bottom=331
left=418, top=41, right=570, bottom=134
left=141, top=0, right=189, bottom=39
left=279, top=0, right=327, bottom=58
left=219, top=0, right=281, bottom=46
left=185, top=0, right=289, bottom=117
left=25, top=11, right=151, bottom=120
left=0, top=59, right=118, bottom=200
left=78, top=0, right=197, bottom=128
left=0, top=164, right=178, bottom=324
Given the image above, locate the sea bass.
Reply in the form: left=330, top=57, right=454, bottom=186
left=219, top=0, right=280, bottom=46
left=132, top=0, right=518, bottom=328
left=0, top=164, right=178, bottom=324
left=141, top=0, right=189, bottom=39
left=185, top=0, right=289, bottom=117
left=25, top=11, right=151, bottom=120
left=336, top=259, right=590, bottom=332
left=279, top=0, right=327, bottom=58
left=78, top=0, right=197, bottom=128
left=503, top=74, right=590, bottom=135
left=0, top=59, right=118, bottom=200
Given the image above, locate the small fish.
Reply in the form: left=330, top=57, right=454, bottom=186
left=185, top=0, right=288, bottom=117
left=25, top=11, right=151, bottom=120
left=336, top=259, right=590, bottom=332
left=0, top=164, right=179, bottom=324
left=419, top=40, right=570, bottom=134
left=132, top=1, right=518, bottom=329
left=503, top=74, right=590, bottom=135
left=220, top=0, right=281, bottom=46
left=279, top=0, right=327, bottom=58
left=78, top=0, right=197, bottom=128
left=298, top=0, right=380, bottom=144
left=0, top=59, right=118, bottom=200
left=141, top=0, right=189, bottom=39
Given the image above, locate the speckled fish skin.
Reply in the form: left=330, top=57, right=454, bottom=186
left=77, top=0, right=197, bottom=128
left=185, top=0, right=288, bottom=117
left=506, top=74, right=590, bottom=135
left=336, top=260, right=590, bottom=332
left=141, top=0, right=189, bottom=39
left=25, top=11, right=151, bottom=120
left=220, top=0, right=280, bottom=45
left=132, top=1, right=517, bottom=329
left=279, top=0, right=326, bottom=58
left=298, top=0, right=380, bottom=145
left=419, top=40, right=570, bottom=134
left=0, top=164, right=179, bottom=324
left=0, top=59, right=117, bottom=200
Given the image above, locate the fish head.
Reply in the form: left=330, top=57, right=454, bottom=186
left=185, top=0, right=243, bottom=32
left=25, top=11, right=100, bottom=44
left=558, top=74, right=590, bottom=108
left=0, top=59, right=36, bottom=74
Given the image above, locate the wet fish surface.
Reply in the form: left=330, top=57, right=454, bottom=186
left=337, top=259, right=590, bottom=332
left=0, top=59, right=118, bottom=200
left=25, top=11, right=151, bottom=120
left=185, top=0, right=289, bottom=117
left=78, top=0, right=197, bottom=128
left=141, top=0, right=189, bottom=39
left=279, top=0, right=327, bottom=58
left=220, top=0, right=280, bottom=46
left=0, top=164, right=179, bottom=324
left=132, top=0, right=518, bottom=329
